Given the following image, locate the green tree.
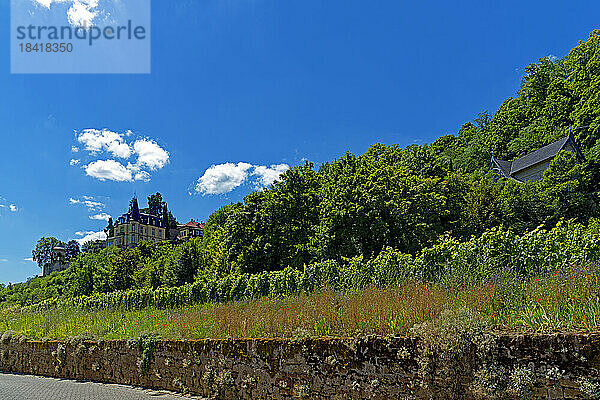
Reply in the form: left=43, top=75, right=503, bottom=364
left=162, top=204, right=171, bottom=239
left=170, top=240, right=199, bottom=286
left=539, top=150, right=595, bottom=223
left=69, top=254, right=94, bottom=296
left=147, top=192, right=164, bottom=216
left=106, top=217, right=114, bottom=237
left=311, top=146, right=453, bottom=260
left=65, top=240, right=80, bottom=260
left=32, top=237, right=65, bottom=270
left=224, top=162, right=320, bottom=273
left=140, top=192, right=178, bottom=229
left=109, top=249, right=138, bottom=291
left=197, top=203, right=240, bottom=279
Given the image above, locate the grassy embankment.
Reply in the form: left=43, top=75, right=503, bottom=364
left=1, top=263, right=598, bottom=340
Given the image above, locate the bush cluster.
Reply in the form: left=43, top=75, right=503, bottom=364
left=17, top=220, right=600, bottom=313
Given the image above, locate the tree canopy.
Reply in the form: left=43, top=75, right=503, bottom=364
left=31, top=237, right=65, bottom=269
left=8, top=30, right=600, bottom=308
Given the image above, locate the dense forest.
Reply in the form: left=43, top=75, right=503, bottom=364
left=3, top=30, right=600, bottom=307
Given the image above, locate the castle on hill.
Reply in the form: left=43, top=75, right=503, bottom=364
left=83, top=196, right=204, bottom=252
left=105, top=197, right=167, bottom=249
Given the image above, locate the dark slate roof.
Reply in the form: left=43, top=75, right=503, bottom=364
left=116, top=210, right=164, bottom=227
left=509, top=136, right=570, bottom=174
left=139, top=212, right=163, bottom=226
left=492, top=158, right=512, bottom=178
left=489, top=135, right=580, bottom=181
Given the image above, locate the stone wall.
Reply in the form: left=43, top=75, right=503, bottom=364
left=0, top=332, right=599, bottom=399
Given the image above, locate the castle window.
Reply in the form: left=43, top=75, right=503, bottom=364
left=152, top=228, right=155, bottom=236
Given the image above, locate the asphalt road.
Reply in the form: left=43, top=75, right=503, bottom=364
left=0, top=373, right=203, bottom=400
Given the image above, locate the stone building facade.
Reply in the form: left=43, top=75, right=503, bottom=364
left=105, top=197, right=167, bottom=249
left=42, top=246, right=68, bottom=276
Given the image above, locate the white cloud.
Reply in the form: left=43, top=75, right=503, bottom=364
left=34, top=0, right=100, bottom=28
left=89, top=212, right=111, bottom=221
left=133, top=139, right=170, bottom=170
left=134, top=171, right=151, bottom=182
left=74, top=230, right=107, bottom=245
left=69, top=196, right=105, bottom=211
left=24, top=257, right=34, bottom=262
left=85, top=200, right=104, bottom=209
left=107, top=141, right=132, bottom=159
left=70, top=159, right=80, bottom=166
left=196, top=162, right=253, bottom=195
left=0, top=197, right=18, bottom=214
left=71, top=146, right=79, bottom=153
left=77, top=129, right=131, bottom=158
left=0, top=259, right=7, bottom=262
left=67, top=0, right=99, bottom=28
left=195, top=162, right=290, bottom=195
left=85, top=160, right=133, bottom=182
left=72, top=129, right=169, bottom=182
left=252, top=164, right=290, bottom=187
left=34, top=0, right=54, bottom=8
left=75, top=231, right=95, bottom=236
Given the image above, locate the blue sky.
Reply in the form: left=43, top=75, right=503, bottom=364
left=0, top=0, right=598, bottom=284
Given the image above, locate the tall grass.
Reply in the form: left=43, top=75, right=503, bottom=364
left=1, top=263, right=598, bottom=340
left=488, top=263, right=600, bottom=331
